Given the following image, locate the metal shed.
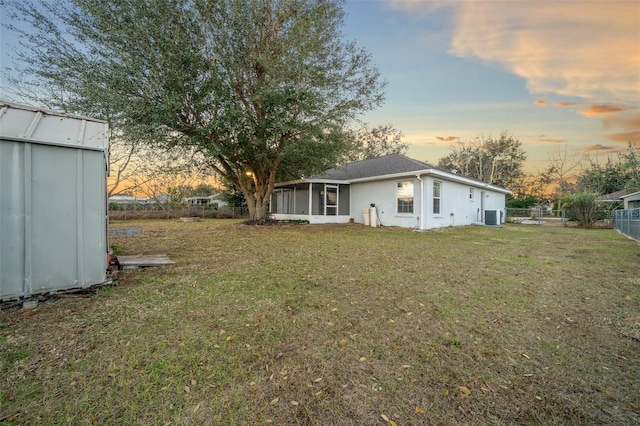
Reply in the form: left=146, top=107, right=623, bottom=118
left=0, top=101, right=109, bottom=301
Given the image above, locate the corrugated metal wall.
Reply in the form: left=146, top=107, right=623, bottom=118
left=0, top=102, right=108, bottom=300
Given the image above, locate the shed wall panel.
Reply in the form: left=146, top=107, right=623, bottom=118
left=0, top=140, right=107, bottom=300
left=0, top=141, right=26, bottom=298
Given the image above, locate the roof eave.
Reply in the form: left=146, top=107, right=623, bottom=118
left=275, top=178, right=349, bottom=187
left=620, top=190, right=640, bottom=199
left=349, top=169, right=512, bottom=194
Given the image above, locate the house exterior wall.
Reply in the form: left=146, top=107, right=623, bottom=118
left=350, top=175, right=506, bottom=229
left=622, top=192, right=640, bottom=209
left=350, top=179, right=420, bottom=228
left=423, top=177, right=505, bottom=229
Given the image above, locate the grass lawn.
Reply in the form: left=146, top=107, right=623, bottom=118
left=1, top=220, right=639, bottom=425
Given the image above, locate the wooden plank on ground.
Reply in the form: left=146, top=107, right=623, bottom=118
left=117, top=254, right=175, bottom=269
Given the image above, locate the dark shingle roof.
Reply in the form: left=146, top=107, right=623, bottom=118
left=309, top=154, right=435, bottom=180
left=599, top=190, right=627, bottom=201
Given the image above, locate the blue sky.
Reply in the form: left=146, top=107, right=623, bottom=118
left=2, top=1, right=638, bottom=173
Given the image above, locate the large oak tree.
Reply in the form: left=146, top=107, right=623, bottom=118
left=6, top=0, right=386, bottom=220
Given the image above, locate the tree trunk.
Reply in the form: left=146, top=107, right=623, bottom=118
left=244, top=193, right=270, bottom=221
left=240, top=176, right=274, bottom=221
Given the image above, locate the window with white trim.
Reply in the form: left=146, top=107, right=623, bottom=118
left=397, top=181, right=414, bottom=214
left=433, top=181, right=441, bottom=214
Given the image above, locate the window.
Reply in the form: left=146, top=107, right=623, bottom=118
left=397, top=181, right=414, bottom=214
left=433, top=181, right=441, bottom=214
left=469, top=188, right=474, bottom=201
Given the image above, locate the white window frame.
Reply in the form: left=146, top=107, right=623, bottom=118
left=396, top=180, right=414, bottom=214
left=469, top=188, right=475, bottom=201
left=433, top=181, right=441, bottom=215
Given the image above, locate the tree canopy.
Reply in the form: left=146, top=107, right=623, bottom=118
left=576, top=142, right=640, bottom=194
left=7, top=0, right=386, bottom=220
left=437, top=132, right=526, bottom=190
left=341, top=124, right=407, bottom=163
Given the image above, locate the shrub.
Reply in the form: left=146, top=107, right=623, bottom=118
left=563, top=192, right=606, bottom=228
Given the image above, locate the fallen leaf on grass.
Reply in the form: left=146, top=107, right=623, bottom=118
left=458, top=386, right=471, bottom=395
left=270, top=397, right=279, bottom=405
left=415, top=406, right=426, bottom=414
left=359, top=357, right=367, bottom=362
left=290, top=400, right=299, bottom=406
left=381, top=414, right=398, bottom=426
left=184, top=386, right=190, bottom=394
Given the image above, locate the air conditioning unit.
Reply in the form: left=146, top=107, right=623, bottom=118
left=485, top=210, right=499, bottom=226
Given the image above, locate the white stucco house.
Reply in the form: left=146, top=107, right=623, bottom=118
left=620, top=190, right=640, bottom=209
left=270, top=154, right=511, bottom=229
left=182, top=193, right=229, bottom=209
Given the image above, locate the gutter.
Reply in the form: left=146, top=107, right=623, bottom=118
left=416, top=173, right=424, bottom=230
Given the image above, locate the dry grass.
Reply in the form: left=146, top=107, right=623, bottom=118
left=2, top=220, right=639, bottom=425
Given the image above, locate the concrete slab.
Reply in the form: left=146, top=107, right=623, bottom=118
left=117, top=254, right=176, bottom=269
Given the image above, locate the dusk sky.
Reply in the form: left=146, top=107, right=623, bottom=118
left=342, top=1, right=640, bottom=172
left=1, top=1, right=639, bottom=173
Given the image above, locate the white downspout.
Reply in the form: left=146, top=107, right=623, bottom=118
left=416, top=174, right=424, bottom=230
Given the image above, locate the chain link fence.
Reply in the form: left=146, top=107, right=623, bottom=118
left=506, top=208, right=567, bottom=226
left=613, top=208, right=640, bottom=241
left=108, top=201, right=248, bottom=220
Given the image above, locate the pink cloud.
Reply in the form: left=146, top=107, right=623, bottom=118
left=390, top=1, right=639, bottom=104
left=581, top=144, right=622, bottom=153
left=535, top=100, right=547, bottom=106
left=579, top=105, right=625, bottom=118
left=436, top=136, right=459, bottom=142
left=604, top=130, right=640, bottom=143
left=554, top=102, right=578, bottom=107
left=536, top=135, right=566, bottom=144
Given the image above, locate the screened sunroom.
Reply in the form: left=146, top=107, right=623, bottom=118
left=270, top=181, right=351, bottom=224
